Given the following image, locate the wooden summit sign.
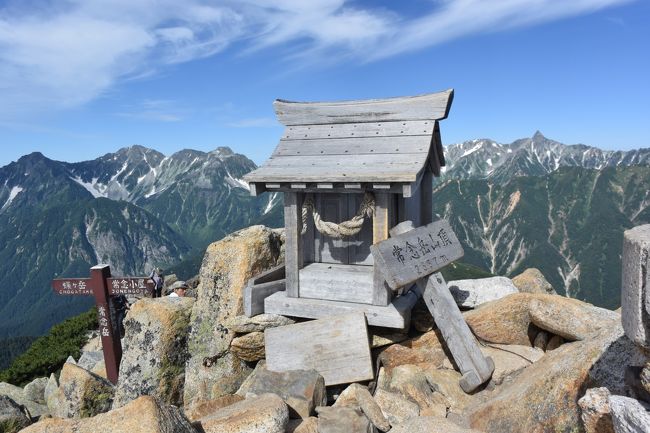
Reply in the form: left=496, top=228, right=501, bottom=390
left=52, top=265, right=153, bottom=384
left=371, top=220, right=495, bottom=393
left=370, top=219, right=464, bottom=289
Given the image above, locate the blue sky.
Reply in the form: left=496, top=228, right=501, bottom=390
left=0, top=0, right=648, bottom=167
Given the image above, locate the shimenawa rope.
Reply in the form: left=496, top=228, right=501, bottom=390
left=300, top=192, right=375, bottom=238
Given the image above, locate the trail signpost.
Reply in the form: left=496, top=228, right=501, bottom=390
left=371, top=219, right=495, bottom=392
left=51, top=264, right=153, bottom=384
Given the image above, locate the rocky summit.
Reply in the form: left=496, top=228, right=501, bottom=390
left=3, top=224, right=650, bottom=433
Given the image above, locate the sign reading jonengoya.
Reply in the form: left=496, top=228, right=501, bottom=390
left=370, top=219, right=464, bottom=289
left=106, top=277, right=152, bottom=295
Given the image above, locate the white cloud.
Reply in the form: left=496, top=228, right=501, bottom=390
left=114, top=99, right=184, bottom=122
left=0, top=0, right=632, bottom=118
left=225, top=117, right=278, bottom=128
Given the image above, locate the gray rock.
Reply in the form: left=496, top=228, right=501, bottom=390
left=533, top=330, right=549, bottom=351
left=199, top=393, right=289, bottom=433
left=184, top=226, right=283, bottom=410
left=112, top=297, right=194, bottom=409
left=77, top=351, right=104, bottom=372
left=0, top=382, right=47, bottom=418
left=373, top=389, right=419, bottom=427
left=48, top=362, right=114, bottom=418
left=546, top=334, right=565, bottom=351
left=287, top=416, right=318, bottom=433
left=226, top=314, right=295, bottom=333
left=448, top=277, right=519, bottom=309
left=579, top=387, right=614, bottom=433
left=0, top=395, right=31, bottom=432
left=390, top=416, right=483, bottom=433
left=609, top=395, right=650, bottom=433
left=65, top=356, right=76, bottom=365
left=235, top=366, right=325, bottom=419
left=621, top=224, right=650, bottom=349
left=43, top=374, right=58, bottom=405
left=23, top=377, right=48, bottom=405
left=316, top=406, right=373, bottom=433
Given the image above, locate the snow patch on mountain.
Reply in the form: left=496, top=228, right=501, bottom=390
left=1, top=186, right=24, bottom=210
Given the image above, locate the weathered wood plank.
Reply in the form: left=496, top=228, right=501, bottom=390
left=434, top=121, right=446, bottom=167
left=299, top=263, right=375, bottom=304
left=273, top=89, right=454, bottom=126
left=246, top=167, right=423, bottom=183
left=371, top=219, right=464, bottom=289
left=422, top=273, right=494, bottom=392
left=264, top=291, right=412, bottom=329
left=261, top=184, right=406, bottom=195
left=284, top=192, right=303, bottom=297
left=249, top=264, right=286, bottom=285
left=420, top=169, right=433, bottom=225
left=282, top=120, right=435, bottom=140
left=273, top=136, right=431, bottom=157
left=373, top=192, right=392, bottom=306
left=244, top=279, right=286, bottom=317
left=262, top=153, right=429, bottom=168
left=265, top=313, right=374, bottom=386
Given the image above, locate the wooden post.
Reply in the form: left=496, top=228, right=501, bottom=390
left=90, top=264, right=122, bottom=385
left=372, top=192, right=392, bottom=306
left=421, top=168, right=433, bottom=225
left=284, top=192, right=303, bottom=298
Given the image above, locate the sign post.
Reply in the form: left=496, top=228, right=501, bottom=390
left=51, top=264, right=153, bottom=384
left=371, top=219, right=495, bottom=393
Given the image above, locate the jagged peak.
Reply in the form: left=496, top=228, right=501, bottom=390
left=532, top=130, right=546, bottom=141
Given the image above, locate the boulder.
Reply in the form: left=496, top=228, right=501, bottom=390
left=467, top=325, right=647, bottom=433
left=184, top=394, right=244, bottom=422
left=578, top=387, right=614, bottom=433
left=0, top=382, right=47, bottom=418
left=287, top=416, right=318, bottom=433
left=621, top=224, right=650, bottom=349
left=528, top=296, right=619, bottom=341
left=608, top=395, right=650, bottom=433
left=230, top=332, right=265, bottom=362
left=464, top=293, right=619, bottom=347
left=533, top=330, right=549, bottom=351
left=370, top=329, right=408, bottom=349
left=373, top=389, right=420, bottom=427
left=112, top=297, right=195, bottom=409
left=316, top=406, right=372, bottom=433
left=479, top=345, right=543, bottom=385
left=328, top=384, right=389, bottom=432
left=184, top=226, right=283, bottom=409
left=77, top=351, right=104, bottom=372
left=44, top=374, right=58, bottom=405
left=546, top=334, right=564, bottom=351
left=448, top=277, right=519, bottom=309
left=0, top=395, right=31, bottom=433
left=48, top=362, right=114, bottom=418
left=464, top=293, right=538, bottom=346
left=422, top=367, right=474, bottom=413
left=80, top=331, right=101, bottom=353
left=642, top=362, right=650, bottom=396
left=24, top=377, right=48, bottom=405
left=21, top=395, right=195, bottom=433
left=377, top=342, right=446, bottom=373
left=225, top=314, right=294, bottom=333
left=198, top=393, right=289, bottom=433
left=235, top=366, right=325, bottom=419
left=389, top=416, right=483, bottom=433
left=512, top=268, right=557, bottom=295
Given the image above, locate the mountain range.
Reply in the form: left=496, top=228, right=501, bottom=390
left=0, top=147, right=281, bottom=338
left=0, top=132, right=648, bottom=340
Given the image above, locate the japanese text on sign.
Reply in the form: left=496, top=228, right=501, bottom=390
left=370, top=220, right=464, bottom=289
left=52, top=279, right=93, bottom=295
left=107, top=278, right=150, bottom=295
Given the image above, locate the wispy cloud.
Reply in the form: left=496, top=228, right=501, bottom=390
left=0, top=0, right=632, bottom=118
left=225, top=117, right=278, bottom=128
left=114, top=99, right=185, bottom=122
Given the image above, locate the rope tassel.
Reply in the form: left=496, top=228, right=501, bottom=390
left=301, top=192, right=375, bottom=238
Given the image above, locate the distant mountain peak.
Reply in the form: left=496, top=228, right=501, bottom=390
left=532, top=130, right=546, bottom=140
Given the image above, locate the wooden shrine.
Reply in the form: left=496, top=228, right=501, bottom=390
left=243, top=89, right=454, bottom=329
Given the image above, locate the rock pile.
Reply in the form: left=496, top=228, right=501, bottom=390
left=4, top=223, right=650, bottom=433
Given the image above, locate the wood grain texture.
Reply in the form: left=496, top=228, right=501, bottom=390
left=284, top=192, right=303, bottom=297
left=420, top=169, right=433, bottom=225
left=422, top=273, right=494, bottom=392
left=373, top=192, right=392, bottom=306
left=299, top=263, right=375, bottom=304
left=244, top=279, right=286, bottom=317
left=264, top=291, right=411, bottom=329
left=273, top=89, right=454, bottom=126
left=265, top=313, right=374, bottom=386
left=371, top=219, right=464, bottom=289
left=273, top=136, right=431, bottom=157
left=281, top=120, right=435, bottom=140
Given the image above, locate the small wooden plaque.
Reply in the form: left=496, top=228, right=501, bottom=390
left=370, top=219, right=464, bottom=289
left=265, top=313, right=373, bottom=386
